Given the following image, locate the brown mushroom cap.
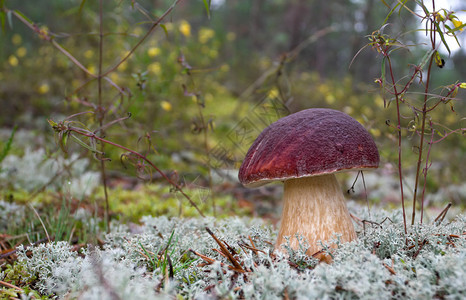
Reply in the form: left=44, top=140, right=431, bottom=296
left=238, top=108, right=380, bottom=187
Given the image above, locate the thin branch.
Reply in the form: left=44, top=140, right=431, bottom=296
left=29, top=204, right=51, bottom=243
left=102, top=0, right=182, bottom=77
left=420, top=124, right=435, bottom=223
left=386, top=56, right=407, bottom=235
left=97, top=0, right=110, bottom=230
left=411, top=38, right=436, bottom=226
left=7, top=9, right=96, bottom=77
left=67, top=126, right=205, bottom=217
left=0, top=280, right=25, bottom=292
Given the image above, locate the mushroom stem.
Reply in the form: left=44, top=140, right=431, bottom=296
left=275, top=174, right=356, bottom=261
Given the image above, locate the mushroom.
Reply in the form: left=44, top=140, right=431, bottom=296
left=238, top=108, right=379, bottom=261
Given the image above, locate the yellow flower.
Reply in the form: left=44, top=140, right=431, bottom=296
left=209, top=49, right=218, bottom=59
left=16, top=47, right=27, bottom=57
left=318, top=84, right=329, bottom=94
left=147, top=47, right=161, bottom=57
left=8, top=55, right=19, bottom=67
left=198, top=28, right=215, bottom=44
left=179, top=20, right=191, bottom=37
left=119, top=61, right=128, bottom=71
left=370, top=128, right=381, bottom=138
left=72, top=79, right=81, bottom=88
left=110, top=73, right=120, bottom=84
left=38, top=83, right=50, bottom=94
left=325, top=94, right=335, bottom=104
left=132, top=27, right=143, bottom=36
left=38, top=26, right=50, bottom=40
left=220, top=64, right=230, bottom=73
left=84, top=49, right=94, bottom=59
left=343, top=106, right=354, bottom=115
left=205, top=93, right=214, bottom=102
left=148, top=62, right=161, bottom=75
left=267, top=88, right=279, bottom=99
left=226, top=32, right=236, bottom=41
left=87, top=65, right=96, bottom=74
left=362, top=105, right=373, bottom=117
left=12, top=34, right=22, bottom=45
left=160, top=101, right=172, bottom=111
left=452, top=19, right=464, bottom=32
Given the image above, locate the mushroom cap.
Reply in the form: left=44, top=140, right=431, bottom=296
left=238, top=108, right=380, bottom=187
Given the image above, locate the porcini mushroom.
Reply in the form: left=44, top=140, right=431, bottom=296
left=238, top=108, right=379, bottom=261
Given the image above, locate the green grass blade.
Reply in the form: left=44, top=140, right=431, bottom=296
left=0, top=11, right=5, bottom=33
left=202, top=0, right=211, bottom=19
left=435, top=22, right=451, bottom=55
left=0, top=125, right=17, bottom=164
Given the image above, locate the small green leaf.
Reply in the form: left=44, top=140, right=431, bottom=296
left=47, top=119, right=58, bottom=128
left=444, top=24, right=461, bottom=47
left=0, top=125, right=17, bottom=164
left=202, top=0, right=211, bottom=19
left=71, top=134, right=104, bottom=155
left=160, top=23, right=168, bottom=37
left=0, top=11, right=5, bottom=32
left=434, top=21, right=451, bottom=55
left=13, top=9, right=33, bottom=25
left=419, top=48, right=435, bottom=70
left=78, top=0, right=87, bottom=15
left=7, top=9, right=12, bottom=28
left=61, top=132, right=69, bottom=153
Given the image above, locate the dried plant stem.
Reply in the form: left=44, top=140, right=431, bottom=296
left=412, top=9, right=439, bottom=225
left=193, top=96, right=215, bottom=216
left=102, top=0, right=182, bottom=77
left=6, top=9, right=96, bottom=78
left=420, top=125, right=435, bottom=223
left=29, top=204, right=51, bottom=243
left=0, top=280, right=24, bottom=292
left=386, top=56, right=407, bottom=235
left=200, top=108, right=216, bottom=216
left=67, top=127, right=205, bottom=217
left=183, top=67, right=215, bottom=215
left=411, top=53, right=435, bottom=225
left=96, top=0, right=110, bottom=230
left=434, top=202, right=452, bottom=224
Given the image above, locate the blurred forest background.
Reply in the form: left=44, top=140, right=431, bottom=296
left=0, top=0, right=465, bottom=222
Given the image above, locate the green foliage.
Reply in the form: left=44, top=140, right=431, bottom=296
left=0, top=261, right=48, bottom=299
left=361, top=0, right=466, bottom=227
left=101, top=183, right=249, bottom=223
left=0, top=0, right=463, bottom=200
left=0, top=125, right=16, bottom=171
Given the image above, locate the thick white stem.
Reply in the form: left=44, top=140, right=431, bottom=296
left=275, top=174, right=356, bottom=260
